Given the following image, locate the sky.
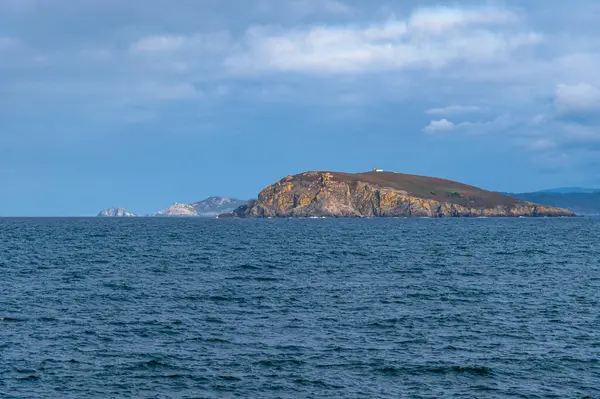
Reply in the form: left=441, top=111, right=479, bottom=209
left=1, top=0, right=600, bottom=216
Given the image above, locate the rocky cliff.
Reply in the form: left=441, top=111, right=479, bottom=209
left=510, top=191, right=600, bottom=216
left=224, top=171, right=575, bottom=218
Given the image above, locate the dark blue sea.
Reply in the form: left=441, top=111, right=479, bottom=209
left=1, top=218, right=599, bottom=398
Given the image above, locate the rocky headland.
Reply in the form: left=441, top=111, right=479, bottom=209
left=222, top=171, right=575, bottom=218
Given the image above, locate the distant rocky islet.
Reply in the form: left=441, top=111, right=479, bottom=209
left=97, top=207, right=137, bottom=217
left=97, top=197, right=246, bottom=218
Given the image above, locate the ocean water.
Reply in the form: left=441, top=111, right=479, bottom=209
left=1, top=217, right=599, bottom=398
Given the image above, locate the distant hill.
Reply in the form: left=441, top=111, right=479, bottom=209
left=222, top=171, right=574, bottom=218
left=97, top=207, right=137, bottom=217
left=536, top=187, right=600, bottom=194
left=98, top=197, right=246, bottom=218
left=190, top=196, right=248, bottom=217
left=511, top=192, right=600, bottom=215
left=155, top=197, right=247, bottom=217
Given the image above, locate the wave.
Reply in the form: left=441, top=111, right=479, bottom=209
left=377, top=365, right=493, bottom=377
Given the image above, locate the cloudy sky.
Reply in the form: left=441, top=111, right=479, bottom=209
left=1, top=0, right=599, bottom=215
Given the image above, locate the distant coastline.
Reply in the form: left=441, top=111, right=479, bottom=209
left=95, top=172, right=596, bottom=219
left=219, top=170, right=575, bottom=218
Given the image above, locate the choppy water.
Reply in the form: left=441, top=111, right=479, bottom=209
left=1, top=217, right=599, bottom=398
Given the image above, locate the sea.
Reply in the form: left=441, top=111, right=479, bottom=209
left=1, top=217, right=599, bottom=398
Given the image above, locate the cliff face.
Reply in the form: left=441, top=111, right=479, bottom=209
left=227, top=171, right=575, bottom=218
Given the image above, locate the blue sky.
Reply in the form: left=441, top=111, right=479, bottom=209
left=1, top=0, right=600, bottom=215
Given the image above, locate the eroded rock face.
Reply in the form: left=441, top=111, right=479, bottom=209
left=226, top=171, right=575, bottom=218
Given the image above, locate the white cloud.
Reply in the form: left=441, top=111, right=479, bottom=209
left=555, top=83, right=600, bottom=114
left=408, top=6, right=517, bottom=34
left=225, top=6, right=542, bottom=74
left=425, top=105, right=482, bottom=115
left=423, top=114, right=517, bottom=135
left=423, top=119, right=456, bottom=133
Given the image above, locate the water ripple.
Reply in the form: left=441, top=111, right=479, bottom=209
left=1, top=217, right=599, bottom=398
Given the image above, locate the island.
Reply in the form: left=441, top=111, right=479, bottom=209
left=221, top=171, right=575, bottom=218
left=97, top=197, right=246, bottom=218
left=154, top=197, right=247, bottom=217
left=97, top=207, right=137, bottom=217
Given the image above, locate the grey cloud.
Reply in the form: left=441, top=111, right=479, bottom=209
left=225, top=6, right=542, bottom=75
left=1, top=0, right=599, bottom=144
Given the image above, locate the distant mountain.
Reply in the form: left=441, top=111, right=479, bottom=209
left=511, top=192, right=600, bottom=215
left=155, top=197, right=247, bottom=217
left=97, top=207, right=137, bottom=217
left=536, top=187, right=600, bottom=194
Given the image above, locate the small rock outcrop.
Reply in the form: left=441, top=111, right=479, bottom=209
left=222, top=171, right=575, bottom=218
left=97, top=207, right=137, bottom=217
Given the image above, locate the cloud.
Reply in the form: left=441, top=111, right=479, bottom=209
left=131, top=35, right=185, bottom=53
left=425, top=105, right=482, bottom=115
left=555, top=83, right=600, bottom=114
left=423, top=119, right=456, bottom=133
left=528, top=139, right=557, bottom=151
left=531, top=114, right=546, bottom=125
left=561, top=123, right=600, bottom=146
left=0, top=36, right=19, bottom=49
left=225, top=6, right=542, bottom=74
left=287, top=0, right=353, bottom=16
left=129, top=32, right=233, bottom=65
left=408, top=6, right=518, bottom=34
left=423, top=114, right=518, bottom=135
